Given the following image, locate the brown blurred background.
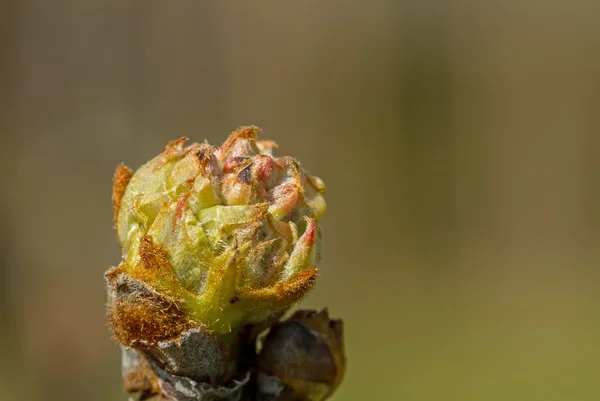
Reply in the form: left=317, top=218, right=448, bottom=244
left=1, top=1, right=599, bottom=400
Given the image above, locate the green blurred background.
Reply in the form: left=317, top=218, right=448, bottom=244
left=1, top=1, right=599, bottom=400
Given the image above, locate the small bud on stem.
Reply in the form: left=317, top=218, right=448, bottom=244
left=106, top=127, right=345, bottom=400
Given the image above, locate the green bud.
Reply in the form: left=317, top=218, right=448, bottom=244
left=106, top=126, right=327, bottom=350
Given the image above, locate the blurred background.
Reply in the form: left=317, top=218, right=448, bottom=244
left=1, top=1, right=599, bottom=400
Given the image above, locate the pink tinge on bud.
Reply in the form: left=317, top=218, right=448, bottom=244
left=267, top=182, right=300, bottom=221
left=272, top=157, right=287, bottom=170
left=221, top=157, right=250, bottom=174
left=172, top=193, right=191, bottom=231
left=253, top=155, right=274, bottom=186
left=303, top=217, right=316, bottom=244
left=296, top=217, right=317, bottom=254
left=249, top=155, right=273, bottom=201
left=282, top=217, right=318, bottom=280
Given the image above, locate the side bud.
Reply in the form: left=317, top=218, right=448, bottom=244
left=257, top=309, right=346, bottom=401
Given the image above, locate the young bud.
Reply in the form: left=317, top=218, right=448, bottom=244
left=106, top=127, right=327, bottom=383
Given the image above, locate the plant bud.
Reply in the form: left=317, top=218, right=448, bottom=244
left=257, top=309, right=346, bottom=401
left=106, top=127, right=326, bottom=383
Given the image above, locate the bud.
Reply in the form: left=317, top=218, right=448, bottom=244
left=257, top=309, right=346, bottom=401
left=106, top=127, right=326, bottom=382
